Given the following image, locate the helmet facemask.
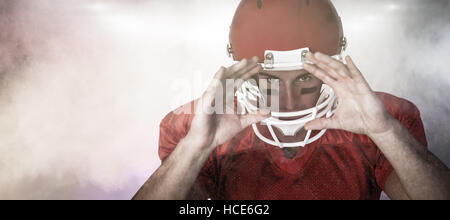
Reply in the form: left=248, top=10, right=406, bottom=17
left=235, top=47, right=344, bottom=148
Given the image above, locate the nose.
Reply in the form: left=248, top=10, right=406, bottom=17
left=281, top=83, right=296, bottom=111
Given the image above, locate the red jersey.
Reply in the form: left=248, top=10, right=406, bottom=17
left=158, top=93, right=427, bottom=200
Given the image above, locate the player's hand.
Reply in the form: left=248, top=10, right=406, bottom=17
left=303, top=52, right=395, bottom=136
left=185, top=57, right=270, bottom=151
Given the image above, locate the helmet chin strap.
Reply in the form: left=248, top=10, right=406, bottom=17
left=266, top=122, right=306, bottom=137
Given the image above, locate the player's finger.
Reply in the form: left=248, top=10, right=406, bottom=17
left=209, top=67, right=226, bottom=92
left=304, top=118, right=339, bottom=130
left=316, top=62, right=341, bottom=80
left=236, top=64, right=262, bottom=89
left=228, top=58, right=249, bottom=73
left=203, top=67, right=225, bottom=106
left=314, top=52, right=351, bottom=79
left=303, top=62, right=337, bottom=87
left=345, top=56, right=363, bottom=78
left=231, top=64, right=261, bottom=109
left=239, top=109, right=271, bottom=128
left=231, top=56, right=259, bottom=78
left=306, top=52, right=340, bottom=80
left=228, top=57, right=257, bottom=78
left=213, top=66, right=226, bottom=80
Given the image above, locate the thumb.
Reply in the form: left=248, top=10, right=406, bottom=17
left=239, top=109, right=271, bottom=128
left=305, top=118, right=338, bottom=130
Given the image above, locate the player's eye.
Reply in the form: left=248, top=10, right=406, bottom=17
left=297, top=73, right=313, bottom=82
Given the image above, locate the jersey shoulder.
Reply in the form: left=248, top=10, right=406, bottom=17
left=160, top=100, right=196, bottom=132
left=375, top=92, right=420, bottom=119
left=158, top=100, right=197, bottom=161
